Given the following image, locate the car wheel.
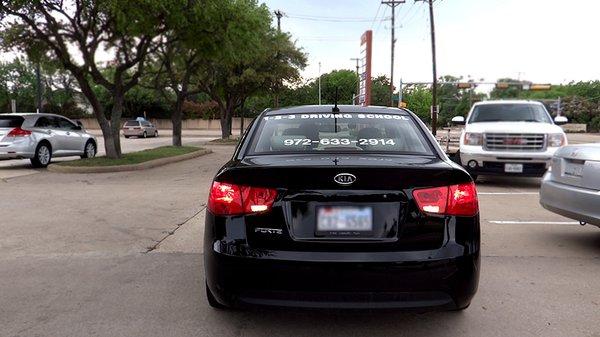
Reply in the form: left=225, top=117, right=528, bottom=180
left=206, top=282, right=227, bottom=309
left=31, top=142, right=52, bottom=168
left=124, top=135, right=130, bottom=139
left=81, top=140, right=96, bottom=159
left=143, top=131, right=147, bottom=138
left=154, top=130, right=158, bottom=138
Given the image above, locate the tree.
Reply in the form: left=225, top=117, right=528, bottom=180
left=148, top=0, right=227, bottom=146
left=0, top=0, right=172, bottom=158
left=198, top=1, right=306, bottom=139
left=371, top=75, right=392, bottom=106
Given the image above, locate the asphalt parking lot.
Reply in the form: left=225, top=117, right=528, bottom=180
left=1, top=138, right=599, bottom=337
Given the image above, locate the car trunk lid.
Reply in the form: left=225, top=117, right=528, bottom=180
left=216, top=154, right=469, bottom=251
left=551, top=144, right=600, bottom=190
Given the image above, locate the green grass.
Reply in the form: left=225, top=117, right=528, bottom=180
left=57, top=146, right=202, bottom=167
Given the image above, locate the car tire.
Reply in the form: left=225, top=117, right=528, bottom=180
left=124, top=135, right=130, bottom=139
left=143, top=131, right=147, bottom=138
left=154, top=130, right=158, bottom=138
left=31, top=142, right=52, bottom=168
left=206, top=282, right=227, bottom=309
left=81, top=140, right=96, bottom=159
left=452, top=302, right=471, bottom=311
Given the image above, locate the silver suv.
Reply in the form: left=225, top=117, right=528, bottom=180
left=0, top=113, right=97, bottom=167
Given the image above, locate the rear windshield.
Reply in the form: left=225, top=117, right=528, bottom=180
left=0, top=116, right=24, bottom=128
left=469, top=104, right=552, bottom=123
left=248, top=112, right=433, bottom=155
left=124, top=121, right=139, bottom=126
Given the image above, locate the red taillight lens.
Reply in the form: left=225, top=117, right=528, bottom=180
left=7, top=127, right=32, bottom=137
left=207, top=182, right=277, bottom=216
left=413, top=182, right=478, bottom=217
left=447, top=182, right=478, bottom=216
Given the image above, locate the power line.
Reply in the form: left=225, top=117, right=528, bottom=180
left=286, top=13, right=390, bottom=23
left=370, top=3, right=383, bottom=29
left=374, top=6, right=388, bottom=35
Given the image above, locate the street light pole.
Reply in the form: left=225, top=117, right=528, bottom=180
left=318, top=62, right=322, bottom=105
left=350, top=57, right=360, bottom=105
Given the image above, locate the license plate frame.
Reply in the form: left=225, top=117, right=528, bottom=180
left=504, top=163, right=523, bottom=173
left=316, top=206, right=373, bottom=236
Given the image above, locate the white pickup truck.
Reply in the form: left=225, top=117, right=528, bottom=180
left=452, top=100, right=568, bottom=180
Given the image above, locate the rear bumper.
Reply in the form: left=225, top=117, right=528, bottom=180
left=205, top=215, right=480, bottom=310
left=460, top=145, right=556, bottom=176
left=540, top=173, right=600, bottom=227
left=0, top=144, right=34, bottom=159
left=122, top=130, right=144, bottom=136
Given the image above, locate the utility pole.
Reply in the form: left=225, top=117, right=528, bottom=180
left=382, top=1, right=405, bottom=107
left=36, top=62, right=43, bottom=113
left=274, top=10, right=283, bottom=31
left=350, top=57, right=360, bottom=105
left=318, top=62, right=322, bottom=105
left=273, top=10, right=284, bottom=108
left=416, top=0, right=438, bottom=135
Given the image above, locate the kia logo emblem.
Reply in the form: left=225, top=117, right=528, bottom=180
left=334, top=173, right=356, bottom=185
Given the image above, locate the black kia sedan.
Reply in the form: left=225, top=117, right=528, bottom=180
left=204, top=105, right=480, bottom=310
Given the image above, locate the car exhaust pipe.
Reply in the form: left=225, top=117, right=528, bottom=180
left=579, top=221, right=586, bottom=226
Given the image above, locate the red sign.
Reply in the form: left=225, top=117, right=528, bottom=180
left=359, top=30, right=372, bottom=106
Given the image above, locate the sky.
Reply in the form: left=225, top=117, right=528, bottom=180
left=261, top=0, right=600, bottom=90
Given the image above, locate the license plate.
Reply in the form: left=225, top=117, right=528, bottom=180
left=317, top=206, right=372, bottom=232
left=504, top=163, right=523, bottom=173
left=564, top=162, right=584, bottom=177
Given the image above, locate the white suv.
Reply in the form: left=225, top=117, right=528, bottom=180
left=452, top=100, right=568, bottom=180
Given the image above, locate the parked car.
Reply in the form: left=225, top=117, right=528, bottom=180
left=452, top=100, right=568, bottom=180
left=0, top=113, right=97, bottom=167
left=122, top=120, right=158, bottom=138
left=204, top=105, right=480, bottom=310
left=540, top=143, right=600, bottom=228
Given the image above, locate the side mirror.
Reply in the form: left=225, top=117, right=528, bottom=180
left=72, top=125, right=82, bottom=131
left=451, top=116, right=466, bottom=125
left=554, top=116, right=568, bottom=125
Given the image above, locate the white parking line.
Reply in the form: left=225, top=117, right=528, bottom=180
left=478, top=192, right=538, bottom=195
left=488, top=220, right=580, bottom=225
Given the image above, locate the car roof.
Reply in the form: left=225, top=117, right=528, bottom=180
left=0, top=113, right=70, bottom=118
left=473, top=100, right=544, bottom=106
left=264, top=105, right=409, bottom=115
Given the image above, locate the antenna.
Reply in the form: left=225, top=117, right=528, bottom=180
left=332, top=87, right=340, bottom=113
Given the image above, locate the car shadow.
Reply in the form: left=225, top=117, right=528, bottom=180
left=209, top=305, right=469, bottom=335
left=475, top=175, right=542, bottom=188
left=549, top=229, right=600, bottom=255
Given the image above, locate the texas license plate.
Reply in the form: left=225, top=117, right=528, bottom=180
left=317, top=206, right=373, bottom=232
left=504, top=163, right=523, bottom=173
left=564, top=162, right=584, bottom=177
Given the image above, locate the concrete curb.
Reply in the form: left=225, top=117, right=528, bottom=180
left=47, top=148, right=212, bottom=174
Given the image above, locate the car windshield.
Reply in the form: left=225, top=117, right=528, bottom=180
left=469, top=104, right=552, bottom=123
left=248, top=112, right=433, bottom=155
left=0, top=116, right=24, bottom=128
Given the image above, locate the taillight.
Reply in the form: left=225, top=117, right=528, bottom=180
left=412, top=182, right=478, bottom=216
left=7, top=127, right=32, bottom=137
left=207, top=181, right=277, bottom=216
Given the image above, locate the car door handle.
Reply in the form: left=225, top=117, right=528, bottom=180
left=66, top=132, right=71, bottom=135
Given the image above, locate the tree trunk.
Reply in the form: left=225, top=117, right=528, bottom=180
left=109, top=89, right=125, bottom=158
left=171, top=93, right=186, bottom=146
left=71, top=71, right=121, bottom=158
left=172, top=93, right=184, bottom=147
